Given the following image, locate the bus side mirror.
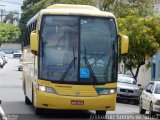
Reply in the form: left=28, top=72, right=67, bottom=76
left=119, top=34, right=129, bottom=55
left=30, top=30, right=39, bottom=55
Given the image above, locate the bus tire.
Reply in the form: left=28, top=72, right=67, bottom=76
left=25, top=96, right=31, bottom=105
left=96, top=110, right=106, bottom=117
left=35, top=107, right=43, bottom=115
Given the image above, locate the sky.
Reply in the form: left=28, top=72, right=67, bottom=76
left=0, top=0, right=23, bottom=13
left=0, top=0, right=160, bottom=15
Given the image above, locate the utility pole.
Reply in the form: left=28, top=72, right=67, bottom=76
left=0, top=5, right=5, bottom=22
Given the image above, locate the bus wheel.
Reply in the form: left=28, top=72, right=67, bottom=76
left=96, top=110, right=106, bottom=117
left=35, top=107, right=43, bottom=115
left=25, top=96, right=31, bottom=105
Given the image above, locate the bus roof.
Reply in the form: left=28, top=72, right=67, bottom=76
left=43, top=4, right=115, bottom=17
left=46, top=4, right=99, bottom=10
left=27, top=4, right=115, bottom=27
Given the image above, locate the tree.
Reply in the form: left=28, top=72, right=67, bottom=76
left=100, top=0, right=160, bottom=81
left=3, top=11, right=19, bottom=24
left=101, top=0, right=160, bottom=17
left=0, top=23, right=21, bottom=43
left=118, top=16, right=160, bottom=81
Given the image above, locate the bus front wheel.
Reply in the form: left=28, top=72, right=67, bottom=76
left=96, top=110, right=106, bottom=117
left=25, top=96, right=31, bottom=105
left=35, top=107, right=43, bottom=115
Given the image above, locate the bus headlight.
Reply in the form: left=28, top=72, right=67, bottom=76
left=38, top=85, right=56, bottom=94
left=96, top=88, right=117, bottom=95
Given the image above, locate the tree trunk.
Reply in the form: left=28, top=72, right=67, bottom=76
left=124, top=59, right=145, bottom=82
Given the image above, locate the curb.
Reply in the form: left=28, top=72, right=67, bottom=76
left=0, top=100, right=7, bottom=120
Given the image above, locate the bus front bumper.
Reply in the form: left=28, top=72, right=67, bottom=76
left=35, top=91, right=116, bottom=111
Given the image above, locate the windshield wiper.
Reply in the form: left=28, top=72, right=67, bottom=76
left=60, top=48, right=77, bottom=82
left=84, top=46, right=97, bottom=83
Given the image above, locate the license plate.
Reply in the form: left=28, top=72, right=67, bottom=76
left=71, top=100, right=84, bottom=105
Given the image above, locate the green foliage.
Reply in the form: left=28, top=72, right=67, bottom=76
left=107, top=0, right=158, bottom=17
left=0, top=23, right=21, bottom=43
left=98, top=0, right=160, bottom=80
left=119, top=16, right=160, bottom=79
left=103, top=0, right=160, bottom=80
left=60, top=0, right=94, bottom=5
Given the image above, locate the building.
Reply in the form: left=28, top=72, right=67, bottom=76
left=0, top=43, right=22, bottom=54
left=151, top=51, right=160, bottom=81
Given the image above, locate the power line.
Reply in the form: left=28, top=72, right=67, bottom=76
left=0, top=0, right=22, bottom=5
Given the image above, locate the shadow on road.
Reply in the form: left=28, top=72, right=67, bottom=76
left=2, top=101, right=109, bottom=120
left=116, top=100, right=139, bottom=106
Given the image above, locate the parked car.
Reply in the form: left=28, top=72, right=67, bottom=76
left=13, top=50, right=22, bottom=58
left=0, top=57, right=4, bottom=68
left=0, top=52, right=8, bottom=64
left=117, top=74, right=141, bottom=104
left=139, top=81, right=160, bottom=116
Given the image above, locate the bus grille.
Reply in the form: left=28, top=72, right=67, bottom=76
left=57, top=90, right=98, bottom=97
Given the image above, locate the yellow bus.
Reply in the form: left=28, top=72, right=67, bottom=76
left=22, top=4, right=129, bottom=115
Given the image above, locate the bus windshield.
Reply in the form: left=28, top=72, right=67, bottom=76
left=39, top=15, right=118, bottom=84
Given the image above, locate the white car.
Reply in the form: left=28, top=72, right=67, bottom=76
left=13, top=50, right=22, bottom=58
left=0, top=52, right=8, bottom=63
left=117, top=74, right=141, bottom=104
left=139, top=81, right=160, bottom=116
left=0, top=57, right=4, bottom=68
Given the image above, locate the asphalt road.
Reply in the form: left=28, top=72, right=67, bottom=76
left=0, top=54, right=158, bottom=120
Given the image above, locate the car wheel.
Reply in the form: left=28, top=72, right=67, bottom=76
left=149, top=102, right=156, bottom=117
left=139, top=99, right=146, bottom=114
